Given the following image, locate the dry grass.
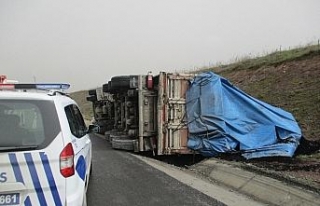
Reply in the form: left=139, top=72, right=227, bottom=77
left=71, top=44, right=320, bottom=141
left=69, top=90, right=93, bottom=121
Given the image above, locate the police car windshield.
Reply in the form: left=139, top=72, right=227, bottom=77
left=0, top=100, right=60, bottom=150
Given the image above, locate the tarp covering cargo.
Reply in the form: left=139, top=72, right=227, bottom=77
left=186, top=72, right=302, bottom=159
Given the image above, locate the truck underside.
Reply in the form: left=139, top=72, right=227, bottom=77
left=87, top=72, right=196, bottom=155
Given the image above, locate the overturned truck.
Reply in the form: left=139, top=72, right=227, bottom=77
left=87, top=72, right=196, bottom=155
left=87, top=71, right=302, bottom=159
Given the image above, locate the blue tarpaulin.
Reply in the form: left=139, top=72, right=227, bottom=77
left=186, top=72, right=302, bottom=159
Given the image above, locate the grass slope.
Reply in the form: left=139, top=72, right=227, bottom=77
left=207, top=45, right=320, bottom=141
left=72, top=44, right=320, bottom=141
left=69, top=90, right=93, bottom=122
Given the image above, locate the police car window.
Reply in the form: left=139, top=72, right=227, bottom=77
left=0, top=100, right=60, bottom=150
left=65, top=105, right=87, bottom=138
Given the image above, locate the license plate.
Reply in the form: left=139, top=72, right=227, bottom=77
left=0, top=193, right=20, bottom=205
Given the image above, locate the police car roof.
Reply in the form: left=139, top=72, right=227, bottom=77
left=0, top=83, right=72, bottom=101
left=0, top=91, right=67, bottom=100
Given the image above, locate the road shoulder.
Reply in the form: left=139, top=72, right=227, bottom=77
left=190, top=158, right=320, bottom=206
left=132, top=154, right=265, bottom=206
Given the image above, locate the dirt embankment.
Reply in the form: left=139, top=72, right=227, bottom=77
left=214, top=51, right=320, bottom=191
left=219, top=52, right=320, bottom=142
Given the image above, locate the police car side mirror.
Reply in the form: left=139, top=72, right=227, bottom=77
left=88, top=124, right=100, bottom=133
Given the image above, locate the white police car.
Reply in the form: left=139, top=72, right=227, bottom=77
left=0, top=83, right=96, bottom=206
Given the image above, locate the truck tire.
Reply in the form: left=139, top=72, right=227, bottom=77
left=86, top=95, right=97, bottom=102
left=110, top=76, right=130, bottom=90
left=102, top=83, right=109, bottom=93
left=88, top=89, right=96, bottom=96
left=108, top=81, right=112, bottom=91
left=112, top=137, right=137, bottom=151
left=110, top=76, right=138, bottom=93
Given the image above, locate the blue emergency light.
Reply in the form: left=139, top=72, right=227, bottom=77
left=0, top=83, right=70, bottom=91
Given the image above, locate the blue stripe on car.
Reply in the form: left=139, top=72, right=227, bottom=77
left=24, top=196, right=32, bottom=206
left=40, top=152, right=62, bottom=206
left=9, top=153, right=32, bottom=206
left=8, top=153, right=24, bottom=183
left=76, top=155, right=86, bottom=181
left=24, top=153, right=47, bottom=206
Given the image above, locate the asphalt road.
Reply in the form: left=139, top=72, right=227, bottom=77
left=87, top=134, right=224, bottom=206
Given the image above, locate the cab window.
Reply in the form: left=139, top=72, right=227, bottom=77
left=65, top=105, right=87, bottom=138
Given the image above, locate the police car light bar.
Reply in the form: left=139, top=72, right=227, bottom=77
left=0, top=83, right=70, bottom=91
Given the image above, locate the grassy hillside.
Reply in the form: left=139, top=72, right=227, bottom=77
left=202, top=44, right=320, bottom=141
left=71, top=44, right=320, bottom=141
left=69, top=90, right=93, bottom=122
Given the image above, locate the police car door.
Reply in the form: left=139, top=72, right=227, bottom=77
left=64, top=104, right=91, bottom=199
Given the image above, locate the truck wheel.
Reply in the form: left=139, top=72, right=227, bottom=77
left=102, top=83, right=109, bottom=93
left=111, top=76, right=130, bottom=90
left=112, top=137, right=137, bottom=151
left=108, top=81, right=112, bottom=91
left=86, top=95, right=97, bottom=102
left=88, top=89, right=96, bottom=96
left=110, top=76, right=138, bottom=92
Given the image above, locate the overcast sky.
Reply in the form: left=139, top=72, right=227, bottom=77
left=1, top=0, right=320, bottom=92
